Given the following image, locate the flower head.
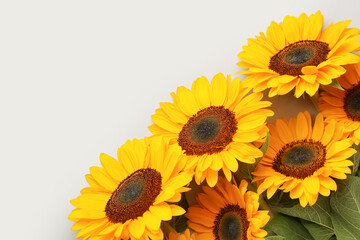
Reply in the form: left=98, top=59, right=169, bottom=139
left=319, top=61, right=360, bottom=144
left=238, top=11, right=360, bottom=98
left=149, top=73, right=273, bottom=187
left=186, top=177, right=270, bottom=240
left=253, top=112, right=355, bottom=207
left=69, top=137, right=193, bottom=240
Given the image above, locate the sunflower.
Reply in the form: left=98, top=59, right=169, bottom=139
left=69, top=137, right=193, bottom=240
left=238, top=11, right=360, bottom=98
left=186, top=177, right=270, bottom=240
left=167, top=229, right=196, bottom=240
left=253, top=111, right=355, bottom=207
left=149, top=73, right=273, bottom=187
left=319, top=61, right=360, bottom=144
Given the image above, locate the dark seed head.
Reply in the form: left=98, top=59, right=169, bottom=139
left=105, top=168, right=162, bottom=223
left=191, top=117, right=221, bottom=143
left=272, top=140, right=326, bottom=179
left=269, top=40, right=330, bottom=76
left=178, top=106, right=237, bottom=156
left=344, top=84, right=360, bottom=121
left=213, top=204, right=249, bottom=240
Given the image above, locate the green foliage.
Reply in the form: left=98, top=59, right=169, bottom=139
left=301, top=220, right=335, bottom=240
left=264, top=214, right=314, bottom=240
left=266, top=236, right=286, bottom=240
left=350, top=144, right=360, bottom=175
left=267, top=191, right=298, bottom=208
left=273, top=196, right=333, bottom=232
left=267, top=175, right=360, bottom=240
left=170, top=193, right=189, bottom=233
left=330, top=176, right=360, bottom=240
left=329, top=79, right=343, bottom=90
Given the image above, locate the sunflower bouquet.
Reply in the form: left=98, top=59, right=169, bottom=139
left=69, top=11, right=360, bottom=240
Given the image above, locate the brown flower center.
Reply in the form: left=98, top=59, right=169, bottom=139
left=178, top=106, right=237, bottom=156
left=105, top=168, right=162, bottom=223
left=344, top=84, right=360, bottom=121
left=269, top=40, right=330, bottom=76
left=273, top=140, right=326, bottom=179
left=213, top=204, right=249, bottom=240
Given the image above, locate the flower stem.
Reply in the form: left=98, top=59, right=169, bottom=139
left=275, top=191, right=284, bottom=207
left=161, top=221, right=177, bottom=235
left=259, top=194, right=275, bottom=219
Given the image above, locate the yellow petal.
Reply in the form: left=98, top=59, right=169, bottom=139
left=192, top=76, right=211, bottom=108
left=210, top=73, right=228, bottom=106
left=69, top=208, right=106, bottom=220
left=100, top=153, right=125, bottom=182
left=151, top=111, right=182, bottom=133
left=90, top=166, right=118, bottom=192
left=296, top=112, right=308, bottom=140
left=142, top=211, right=161, bottom=230
left=266, top=21, right=286, bottom=50
left=160, top=102, right=188, bottom=124
left=312, top=113, right=324, bottom=141
left=176, top=86, right=200, bottom=116
left=308, top=11, right=324, bottom=40
left=282, top=16, right=300, bottom=44
left=129, top=218, right=145, bottom=239
left=301, top=66, right=318, bottom=75
left=206, top=169, right=218, bottom=187
left=149, top=202, right=172, bottom=221
left=210, top=154, right=223, bottom=171
left=169, top=205, right=186, bottom=216
left=302, top=177, right=320, bottom=195
left=299, top=194, right=308, bottom=207
left=70, top=193, right=109, bottom=210
left=222, top=151, right=239, bottom=172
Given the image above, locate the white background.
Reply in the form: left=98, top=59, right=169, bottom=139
left=1, top=0, right=359, bottom=239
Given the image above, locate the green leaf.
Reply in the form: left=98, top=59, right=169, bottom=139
left=170, top=193, right=189, bottom=233
left=267, top=191, right=298, bottom=208
left=236, top=132, right=270, bottom=180
left=329, top=79, right=343, bottom=90
left=350, top=144, right=360, bottom=175
left=161, top=222, right=176, bottom=235
left=266, top=236, right=285, bottom=240
left=264, top=214, right=314, bottom=240
left=301, top=219, right=335, bottom=240
left=330, top=175, right=360, bottom=240
left=173, top=214, right=188, bottom=233
left=273, top=196, right=334, bottom=232
left=259, top=131, right=271, bottom=155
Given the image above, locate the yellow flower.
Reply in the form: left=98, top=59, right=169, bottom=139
left=238, top=11, right=360, bottom=98
left=69, top=137, right=193, bottom=240
left=186, top=177, right=270, bottom=240
left=168, top=229, right=196, bottom=240
left=149, top=73, right=273, bottom=187
left=253, top=112, right=355, bottom=207
left=319, top=61, right=360, bottom=144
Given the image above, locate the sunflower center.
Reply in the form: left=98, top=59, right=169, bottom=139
left=191, top=117, right=221, bottom=143
left=119, top=181, right=144, bottom=203
left=273, top=140, right=326, bottom=179
left=344, top=84, right=360, bottom=121
left=178, top=106, right=237, bottom=156
left=213, top=205, right=249, bottom=240
left=269, top=40, right=330, bottom=76
left=105, top=168, right=162, bottom=223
